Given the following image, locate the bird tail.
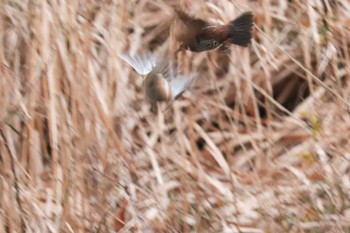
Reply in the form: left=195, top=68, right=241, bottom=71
left=227, top=12, right=253, bottom=47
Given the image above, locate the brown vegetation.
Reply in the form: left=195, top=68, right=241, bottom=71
left=0, top=0, right=350, bottom=232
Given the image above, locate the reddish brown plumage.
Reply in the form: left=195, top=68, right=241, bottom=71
left=173, top=9, right=254, bottom=54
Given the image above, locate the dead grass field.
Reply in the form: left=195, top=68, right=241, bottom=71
left=1, top=0, right=350, bottom=232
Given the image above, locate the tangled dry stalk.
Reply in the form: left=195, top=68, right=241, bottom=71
left=1, top=0, right=350, bottom=232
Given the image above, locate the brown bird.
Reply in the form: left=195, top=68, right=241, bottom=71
left=119, top=52, right=196, bottom=113
left=173, top=9, right=254, bottom=54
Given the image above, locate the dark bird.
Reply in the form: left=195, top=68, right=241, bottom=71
left=173, top=9, right=254, bottom=54
left=119, top=52, right=196, bottom=113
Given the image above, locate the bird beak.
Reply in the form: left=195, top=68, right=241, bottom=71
left=174, top=44, right=186, bottom=55
left=174, top=47, right=183, bottom=55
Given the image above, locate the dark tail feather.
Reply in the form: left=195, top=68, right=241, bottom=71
left=228, top=12, right=253, bottom=47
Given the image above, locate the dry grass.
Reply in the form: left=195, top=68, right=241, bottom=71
left=1, top=0, right=350, bottom=232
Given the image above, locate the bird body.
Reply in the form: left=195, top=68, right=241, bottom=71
left=144, top=73, right=172, bottom=102
left=119, top=52, right=195, bottom=113
left=173, top=10, right=254, bottom=53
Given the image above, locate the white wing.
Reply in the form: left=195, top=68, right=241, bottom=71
left=119, top=53, right=156, bottom=75
left=169, top=75, right=196, bottom=99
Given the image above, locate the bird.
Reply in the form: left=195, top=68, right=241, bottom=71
left=119, top=52, right=196, bottom=113
left=173, top=9, right=254, bottom=54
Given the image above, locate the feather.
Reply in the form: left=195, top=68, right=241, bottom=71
left=169, top=75, right=196, bottom=99
left=119, top=53, right=156, bottom=75
left=227, top=11, right=254, bottom=47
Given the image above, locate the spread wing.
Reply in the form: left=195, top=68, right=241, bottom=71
left=119, top=53, right=157, bottom=75
left=174, top=9, right=209, bottom=30
left=169, top=74, right=196, bottom=100
left=173, top=9, right=209, bottom=43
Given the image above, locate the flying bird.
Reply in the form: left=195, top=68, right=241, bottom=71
left=173, top=9, right=254, bottom=54
left=119, top=52, right=195, bottom=113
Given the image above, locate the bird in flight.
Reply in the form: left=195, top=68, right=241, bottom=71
left=173, top=9, right=254, bottom=54
left=119, top=52, right=196, bottom=113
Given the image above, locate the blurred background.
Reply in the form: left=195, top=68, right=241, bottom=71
left=1, top=0, right=350, bottom=232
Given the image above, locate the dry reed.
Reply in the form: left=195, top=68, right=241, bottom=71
left=0, top=0, right=350, bottom=232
